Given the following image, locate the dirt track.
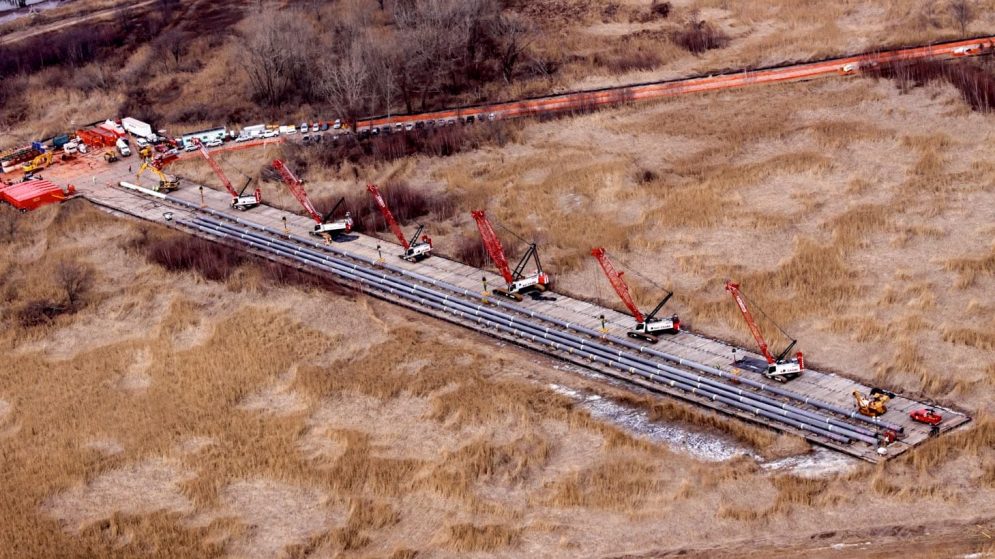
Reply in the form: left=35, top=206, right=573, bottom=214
left=0, top=0, right=157, bottom=45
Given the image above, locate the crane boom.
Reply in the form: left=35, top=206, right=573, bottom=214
left=471, top=210, right=514, bottom=284
left=196, top=142, right=238, bottom=198
left=724, top=280, right=776, bottom=364
left=591, top=247, right=645, bottom=323
left=272, top=160, right=322, bottom=224
left=367, top=184, right=410, bottom=249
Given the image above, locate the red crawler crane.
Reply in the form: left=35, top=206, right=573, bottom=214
left=590, top=247, right=679, bottom=342
left=195, top=140, right=260, bottom=210
left=272, top=159, right=352, bottom=237
left=471, top=209, right=549, bottom=301
left=367, top=183, right=432, bottom=261
left=724, top=280, right=804, bottom=382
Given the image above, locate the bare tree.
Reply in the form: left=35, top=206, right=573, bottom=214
left=322, top=45, right=373, bottom=132
left=950, top=0, right=973, bottom=35
left=155, top=29, right=185, bottom=67
left=494, top=13, right=534, bottom=83
left=55, top=259, right=94, bottom=310
left=242, top=9, right=319, bottom=106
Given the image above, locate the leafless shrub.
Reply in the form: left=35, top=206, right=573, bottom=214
left=650, top=1, right=672, bottom=18
left=453, top=236, right=490, bottom=268
left=55, top=260, right=94, bottom=311
left=17, top=299, right=68, bottom=327
left=871, top=60, right=995, bottom=112
left=146, top=236, right=245, bottom=281
left=327, top=180, right=454, bottom=234
left=673, top=17, right=729, bottom=54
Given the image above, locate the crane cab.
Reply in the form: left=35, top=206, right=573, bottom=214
left=498, top=271, right=549, bottom=301
left=402, top=241, right=433, bottom=262
left=766, top=359, right=803, bottom=382
left=629, top=315, right=680, bottom=342
left=311, top=214, right=353, bottom=237
left=231, top=189, right=262, bottom=211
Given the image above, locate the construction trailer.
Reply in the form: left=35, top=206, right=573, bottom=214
left=0, top=180, right=75, bottom=211
left=99, top=119, right=126, bottom=138
left=76, top=128, right=117, bottom=148
left=121, top=117, right=157, bottom=142
left=179, top=127, right=227, bottom=148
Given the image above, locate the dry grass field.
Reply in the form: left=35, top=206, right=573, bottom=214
left=2, top=1, right=995, bottom=557
left=0, top=197, right=993, bottom=557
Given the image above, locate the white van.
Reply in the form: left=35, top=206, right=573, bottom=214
left=116, top=138, right=132, bottom=157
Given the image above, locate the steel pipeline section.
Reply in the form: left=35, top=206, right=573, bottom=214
left=149, top=197, right=899, bottom=447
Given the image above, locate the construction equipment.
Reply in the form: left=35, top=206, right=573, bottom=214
left=910, top=408, right=942, bottom=426
left=471, top=209, right=550, bottom=301
left=21, top=152, right=54, bottom=173
left=195, top=140, right=261, bottom=210
left=103, top=152, right=119, bottom=163
left=272, top=159, right=352, bottom=238
left=138, top=145, right=153, bottom=159
left=724, top=280, right=804, bottom=382
left=853, top=388, right=892, bottom=417
left=367, top=183, right=432, bottom=261
left=136, top=159, right=179, bottom=192
left=590, top=247, right=679, bottom=342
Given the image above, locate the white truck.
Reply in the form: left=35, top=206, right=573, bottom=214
left=115, top=138, right=132, bottom=157
left=121, top=117, right=157, bottom=142
left=240, top=124, right=267, bottom=140
left=278, top=125, right=296, bottom=135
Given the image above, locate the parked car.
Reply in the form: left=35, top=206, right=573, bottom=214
left=319, top=123, right=329, bottom=131
left=332, top=119, right=342, bottom=129
left=205, top=139, right=223, bottom=148
left=135, top=137, right=149, bottom=148
left=263, top=130, right=278, bottom=138
left=404, top=123, right=414, bottom=131
left=184, top=143, right=198, bottom=152
left=488, top=112, right=496, bottom=121
left=446, top=119, right=456, bottom=126
left=302, top=135, right=312, bottom=145
left=299, top=122, right=309, bottom=132
left=371, top=127, right=380, bottom=136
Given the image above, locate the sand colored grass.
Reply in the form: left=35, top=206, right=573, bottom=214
left=1, top=188, right=994, bottom=558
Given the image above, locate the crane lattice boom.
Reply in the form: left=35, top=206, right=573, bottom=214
left=724, top=280, right=776, bottom=364
left=197, top=142, right=238, bottom=198
left=471, top=210, right=514, bottom=284
left=272, top=160, right=322, bottom=224
left=591, top=247, right=644, bottom=323
left=367, top=184, right=409, bottom=249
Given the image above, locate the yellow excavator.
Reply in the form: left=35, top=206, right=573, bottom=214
left=853, top=388, right=893, bottom=417
left=21, top=152, right=54, bottom=173
left=136, top=159, right=179, bottom=192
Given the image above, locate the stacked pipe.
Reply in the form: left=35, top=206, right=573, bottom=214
left=171, top=199, right=903, bottom=435
left=177, top=213, right=886, bottom=446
